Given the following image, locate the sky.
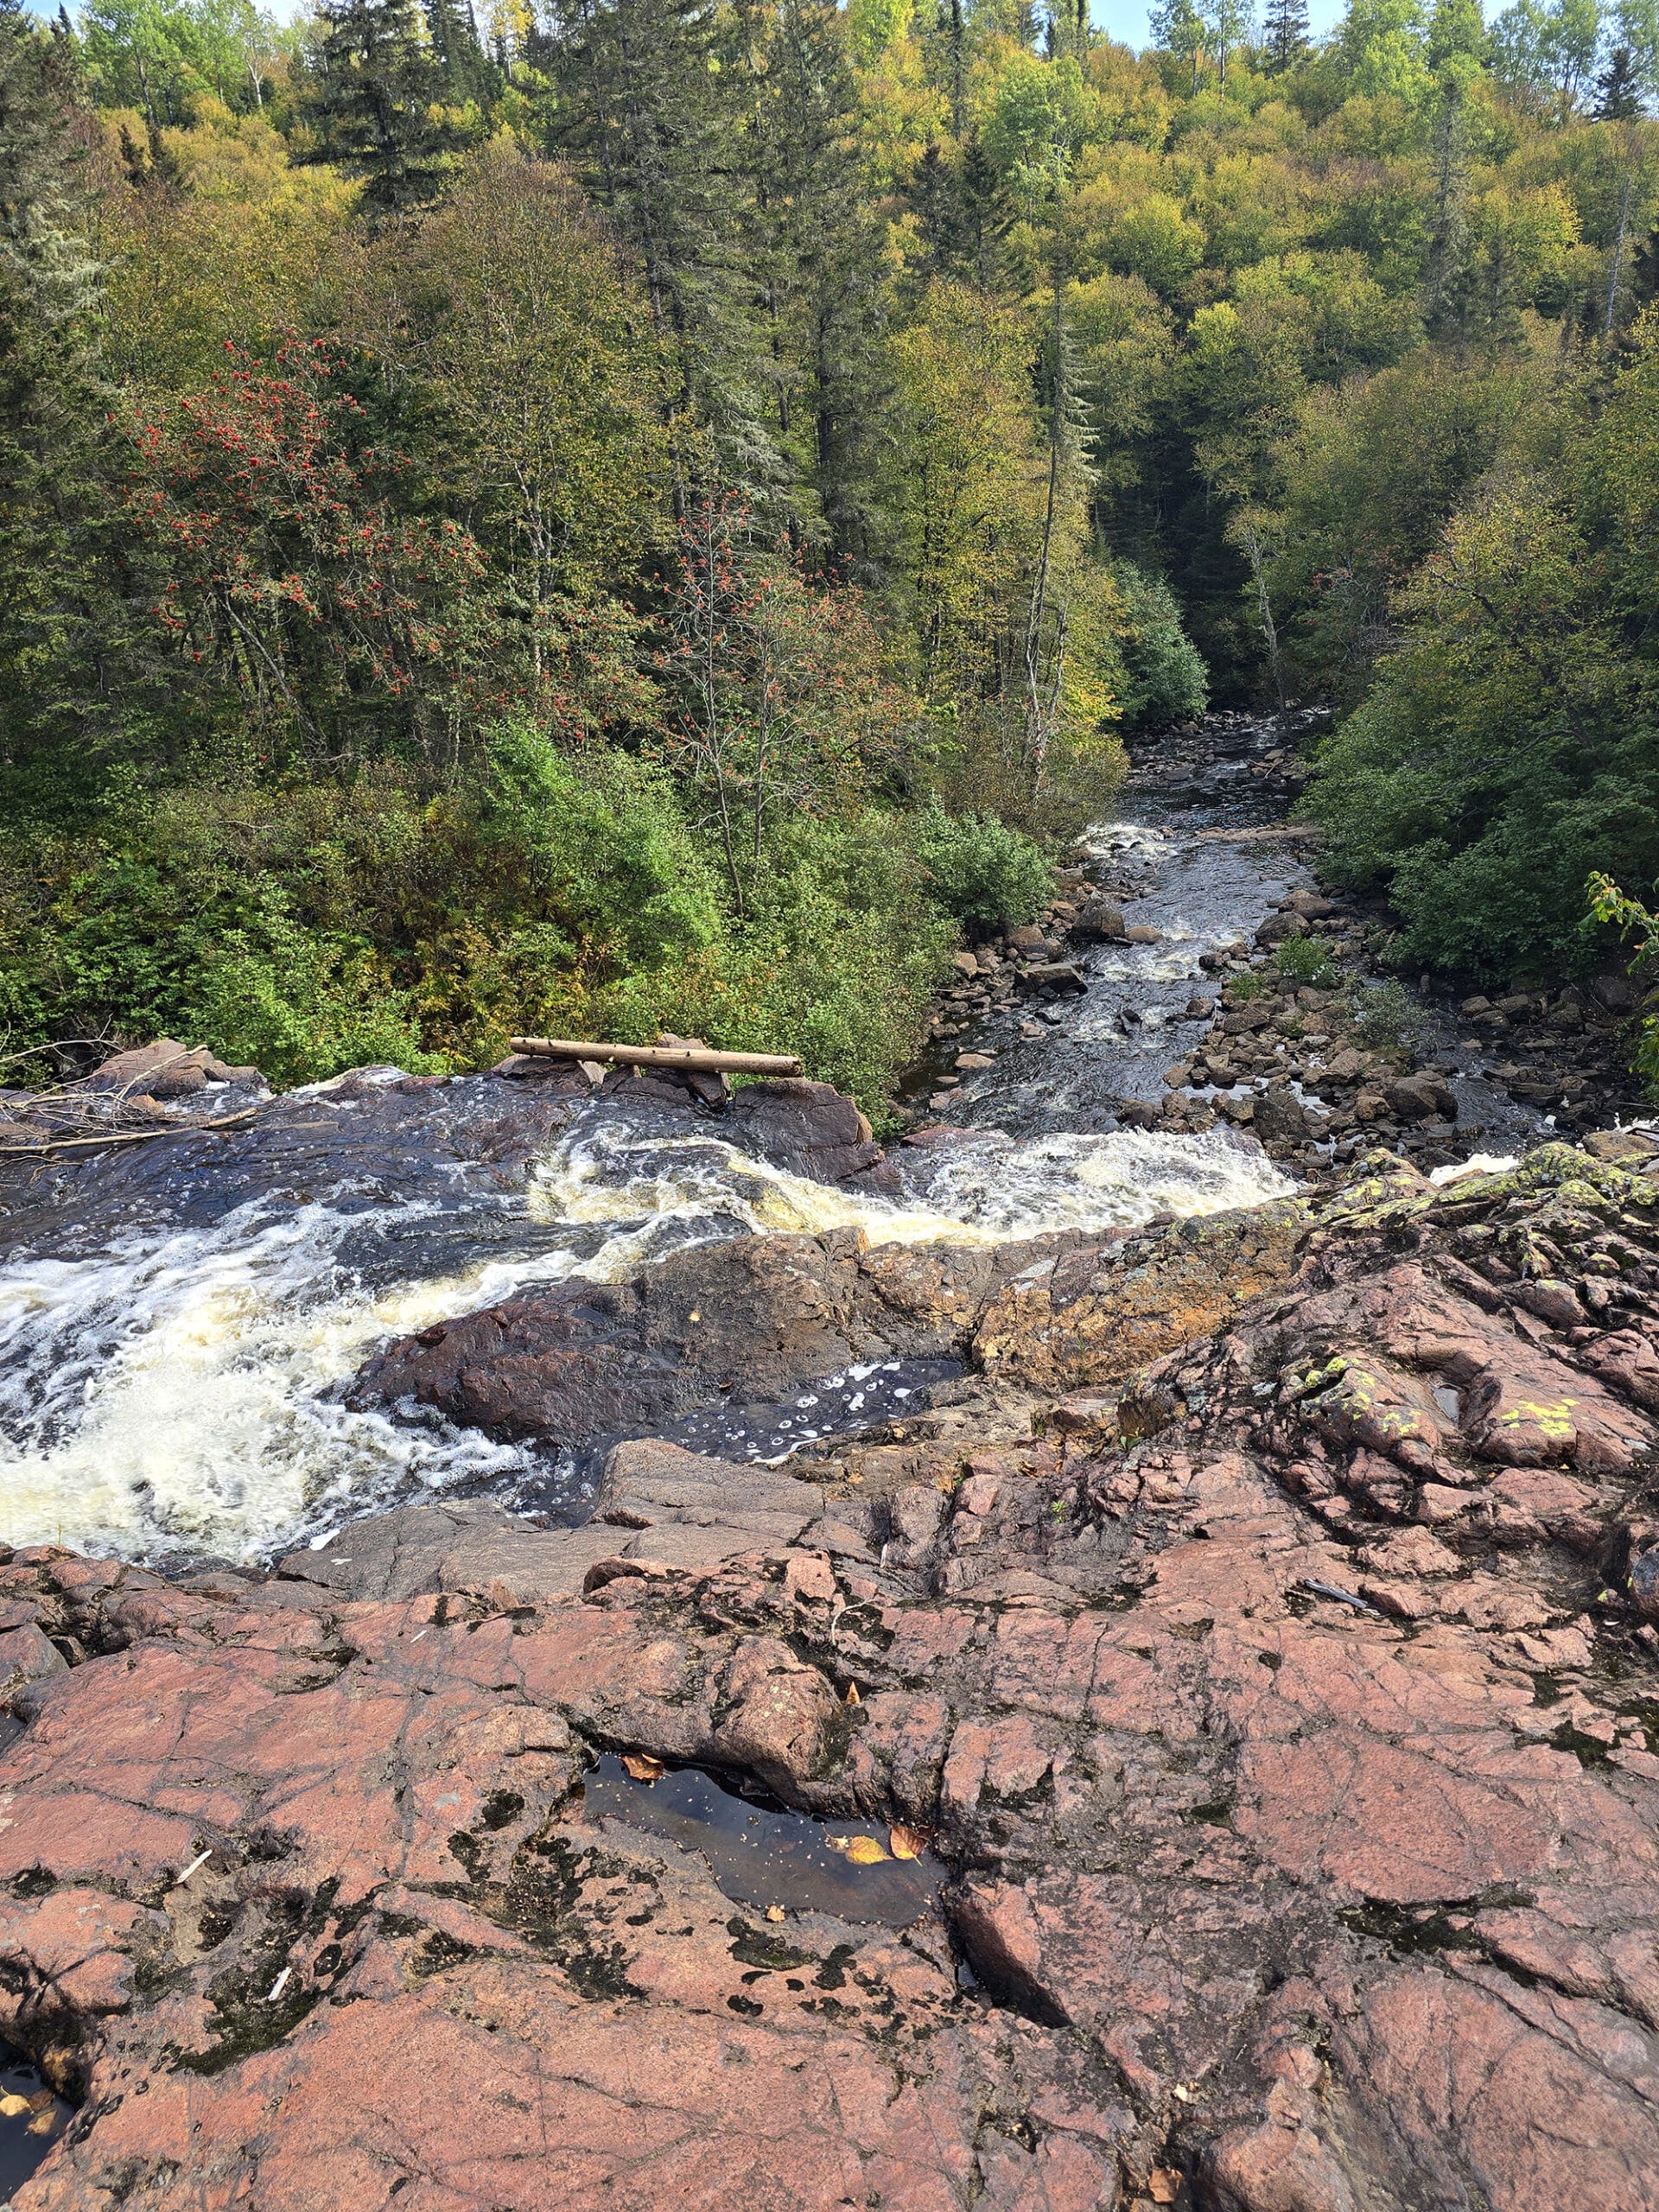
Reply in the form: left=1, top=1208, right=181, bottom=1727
left=1090, top=0, right=1349, bottom=48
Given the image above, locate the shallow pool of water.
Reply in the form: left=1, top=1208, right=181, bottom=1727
left=581, top=1754, right=943, bottom=1926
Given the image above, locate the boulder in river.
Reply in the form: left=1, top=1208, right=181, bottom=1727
left=1069, top=897, right=1127, bottom=941
left=1254, top=912, right=1308, bottom=946
left=1014, top=961, right=1088, bottom=995
left=1251, top=1085, right=1306, bottom=1142
left=1384, top=1071, right=1458, bottom=1123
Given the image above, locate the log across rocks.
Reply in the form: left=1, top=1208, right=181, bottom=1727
left=5, top=1145, right=1659, bottom=2209
left=510, top=1036, right=806, bottom=1077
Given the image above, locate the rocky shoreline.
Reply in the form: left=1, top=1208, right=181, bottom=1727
left=905, top=713, right=1651, bottom=1179
left=3, top=1137, right=1659, bottom=2206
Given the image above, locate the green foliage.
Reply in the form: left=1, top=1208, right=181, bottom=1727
left=914, top=801, right=1054, bottom=931
left=1349, top=975, right=1427, bottom=1049
left=1586, top=869, right=1659, bottom=1093
left=1303, top=315, right=1659, bottom=982
left=1273, top=931, right=1338, bottom=984
left=1112, top=563, right=1211, bottom=725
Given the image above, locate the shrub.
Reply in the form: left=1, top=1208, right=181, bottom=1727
left=915, top=801, right=1054, bottom=931
left=1350, top=977, right=1426, bottom=1052
left=1273, top=933, right=1338, bottom=987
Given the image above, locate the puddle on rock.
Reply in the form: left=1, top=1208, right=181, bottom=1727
left=580, top=1755, right=943, bottom=1928
left=0, top=2045, right=72, bottom=2202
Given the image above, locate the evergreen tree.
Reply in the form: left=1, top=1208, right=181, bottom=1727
left=904, top=133, right=1013, bottom=290
left=304, top=0, right=456, bottom=217
left=0, top=0, right=110, bottom=774
left=1597, top=40, right=1644, bottom=111
left=424, top=0, right=500, bottom=115
left=1259, top=0, right=1309, bottom=72
left=733, top=0, right=887, bottom=561
left=536, top=0, right=776, bottom=503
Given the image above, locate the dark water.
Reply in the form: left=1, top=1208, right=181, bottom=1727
left=582, top=1755, right=942, bottom=1926
left=0, top=2047, right=72, bottom=2202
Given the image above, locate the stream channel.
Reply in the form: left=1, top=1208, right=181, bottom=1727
left=0, top=718, right=1550, bottom=1570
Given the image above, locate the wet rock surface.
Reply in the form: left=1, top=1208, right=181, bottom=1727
left=345, top=1202, right=1304, bottom=1478
left=5, top=1140, right=1659, bottom=2208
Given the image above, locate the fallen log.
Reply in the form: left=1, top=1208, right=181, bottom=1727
left=0, top=1109, right=260, bottom=1157
left=509, top=1037, right=805, bottom=1078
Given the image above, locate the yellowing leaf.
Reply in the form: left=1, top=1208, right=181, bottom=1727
left=1149, top=2167, right=1180, bottom=2204
left=843, top=1681, right=861, bottom=1705
left=830, top=1833, right=889, bottom=1865
left=0, top=2094, right=30, bottom=2118
left=888, top=1823, right=932, bottom=1861
left=765, top=1904, right=785, bottom=1923
left=621, top=1753, right=665, bottom=1783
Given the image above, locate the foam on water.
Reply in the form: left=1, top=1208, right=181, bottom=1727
left=0, top=1115, right=1291, bottom=1565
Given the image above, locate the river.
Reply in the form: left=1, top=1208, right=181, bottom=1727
left=0, top=717, right=1544, bottom=1567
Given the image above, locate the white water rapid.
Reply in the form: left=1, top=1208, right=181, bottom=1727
left=0, top=1115, right=1290, bottom=1566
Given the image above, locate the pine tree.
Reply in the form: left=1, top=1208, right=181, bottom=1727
left=536, top=0, right=776, bottom=504
left=1596, top=41, right=1643, bottom=115
left=0, top=0, right=110, bottom=772
left=304, top=0, right=455, bottom=217
left=732, top=0, right=887, bottom=563
left=1259, top=0, right=1309, bottom=73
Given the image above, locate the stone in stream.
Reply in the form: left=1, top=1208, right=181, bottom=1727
left=6, top=1146, right=1659, bottom=2209
left=1069, top=897, right=1127, bottom=941
left=1014, top=961, right=1088, bottom=995
left=1254, top=912, right=1308, bottom=946
left=1384, top=1072, right=1458, bottom=1123
left=1250, top=1086, right=1306, bottom=1143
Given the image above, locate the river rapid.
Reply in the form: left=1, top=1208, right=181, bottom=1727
left=0, top=718, right=1529, bottom=1568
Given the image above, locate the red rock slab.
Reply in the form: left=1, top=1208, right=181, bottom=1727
left=1224, top=1628, right=1659, bottom=1907
left=954, top=1866, right=1283, bottom=2089
left=19, top=1961, right=1108, bottom=2212
left=1, top=1636, right=574, bottom=1903
left=1336, top=1961, right=1659, bottom=2212
left=0, top=1887, right=166, bottom=2030
left=0, top=1788, right=200, bottom=1891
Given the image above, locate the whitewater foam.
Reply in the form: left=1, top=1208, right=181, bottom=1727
left=0, top=1116, right=1292, bottom=1564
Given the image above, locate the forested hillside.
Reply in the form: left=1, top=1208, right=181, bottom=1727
left=3, top=0, right=1659, bottom=1105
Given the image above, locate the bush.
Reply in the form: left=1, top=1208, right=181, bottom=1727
left=0, top=731, right=952, bottom=1117
left=1349, top=977, right=1426, bottom=1052
left=186, top=903, right=443, bottom=1087
left=915, top=800, right=1055, bottom=931
left=1112, top=563, right=1210, bottom=728
left=1273, top=933, right=1338, bottom=987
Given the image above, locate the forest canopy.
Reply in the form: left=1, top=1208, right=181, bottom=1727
left=4, top=0, right=1659, bottom=1106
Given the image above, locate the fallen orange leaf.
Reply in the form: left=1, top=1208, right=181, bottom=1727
left=843, top=1834, right=889, bottom=1865
left=621, top=1753, right=665, bottom=1783
left=826, top=1833, right=889, bottom=1864
left=888, top=1824, right=933, bottom=1860
left=1149, top=2167, right=1180, bottom=2204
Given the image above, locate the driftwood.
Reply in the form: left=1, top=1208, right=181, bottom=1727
left=0, top=1109, right=259, bottom=1158
left=509, top=1037, right=804, bottom=1078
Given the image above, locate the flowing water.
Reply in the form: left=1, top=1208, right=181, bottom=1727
left=9, top=716, right=1522, bottom=1572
